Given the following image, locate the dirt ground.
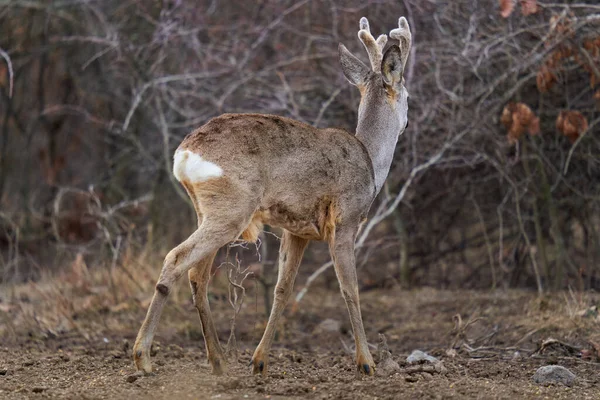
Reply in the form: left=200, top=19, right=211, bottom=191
left=1, top=287, right=600, bottom=399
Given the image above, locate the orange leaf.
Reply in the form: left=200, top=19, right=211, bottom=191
left=501, top=102, right=539, bottom=143
left=507, top=128, right=521, bottom=145
left=536, top=65, right=556, bottom=93
left=520, top=0, right=538, bottom=16
left=556, top=111, right=588, bottom=143
left=499, top=0, right=515, bottom=18
left=514, top=103, right=534, bottom=126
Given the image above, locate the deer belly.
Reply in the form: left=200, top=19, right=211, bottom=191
left=243, top=198, right=338, bottom=242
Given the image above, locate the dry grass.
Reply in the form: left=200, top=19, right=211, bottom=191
left=1, top=250, right=599, bottom=366
left=1, top=248, right=195, bottom=343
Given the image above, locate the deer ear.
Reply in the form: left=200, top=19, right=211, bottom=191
left=339, top=43, right=370, bottom=87
left=381, top=45, right=403, bottom=89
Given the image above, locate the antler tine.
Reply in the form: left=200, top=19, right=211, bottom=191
left=357, top=17, right=387, bottom=73
left=389, top=17, right=412, bottom=72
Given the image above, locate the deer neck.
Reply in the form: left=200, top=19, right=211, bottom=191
left=355, top=94, right=407, bottom=195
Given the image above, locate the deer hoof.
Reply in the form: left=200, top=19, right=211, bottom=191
left=133, top=350, right=153, bottom=374
left=358, top=363, right=375, bottom=376
left=251, top=359, right=266, bottom=376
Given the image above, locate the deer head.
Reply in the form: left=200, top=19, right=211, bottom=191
left=338, top=17, right=412, bottom=192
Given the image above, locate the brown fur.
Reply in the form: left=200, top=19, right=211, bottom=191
left=177, top=113, right=375, bottom=243
left=241, top=214, right=263, bottom=242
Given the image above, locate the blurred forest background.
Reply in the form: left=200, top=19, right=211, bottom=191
left=0, top=0, right=599, bottom=300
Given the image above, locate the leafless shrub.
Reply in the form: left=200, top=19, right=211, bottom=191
left=220, top=253, right=253, bottom=361
left=0, top=0, right=599, bottom=294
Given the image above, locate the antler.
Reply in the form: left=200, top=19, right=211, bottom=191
left=389, top=17, right=412, bottom=72
left=357, top=17, right=388, bottom=73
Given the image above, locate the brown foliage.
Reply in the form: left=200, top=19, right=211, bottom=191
left=536, top=44, right=573, bottom=93
left=583, top=37, right=600, bottom=58
left=501, top=102, right=540, bottom=144
left=556, top=111, right=588, bottom=143
left=499, top=0, right=515, bottom=18
left=549, top=14, right=575, bottom=40
left=536, top=64, right=557, bottom=93
left=500, top=0, right=538, bottom=18
left=549, top=45, right=574, bottom=67
left=519, top=0, right=538, bottom=16
left=537, top=35, right=600, bottom=92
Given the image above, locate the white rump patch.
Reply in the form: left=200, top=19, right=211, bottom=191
left=173, top=149, right=223, bottom=183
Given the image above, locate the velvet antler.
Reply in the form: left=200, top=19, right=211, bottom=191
left=389, top=17, right=412, bottom=72
left=357, top=17, right=388, bottom=73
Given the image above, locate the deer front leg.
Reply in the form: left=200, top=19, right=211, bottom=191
left=251, top=231, right=308, bottom=376
left=189, top=251, right=227, bottom=375
left=329, top=225, right=375, bottom=376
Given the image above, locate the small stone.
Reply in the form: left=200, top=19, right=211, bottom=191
left=406, top=350, right=439, bottom=364
left=0, top=368, right=7, bottom=375
left=32, top=387, right=47, bottom=393
left=126, top=374, right=139, bottom=383
left=405, top=375, right=419, bottom=383
left=377, top=355, right=400, bottom=376
left=376, top=342, right=400, bottom=376
left=533, top=365, right=576, bottom=387
left=376, top=334, right=399, bottom=376
left=445, top=348, right=458, bottom=358
left=22, top=360, right=35, bottom=367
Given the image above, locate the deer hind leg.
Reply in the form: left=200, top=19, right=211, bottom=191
left=251, top=231, right=309, bottom=376
left=133, top=211, right=250, bottom=374
left=181, top=182, right=228, bottom=374
left=188, top=250, right=227, bottom=375
left=329, top=224, right=374, bottom=376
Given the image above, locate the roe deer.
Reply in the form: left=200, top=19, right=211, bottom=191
left=133, top=16, right=411, bottom=377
